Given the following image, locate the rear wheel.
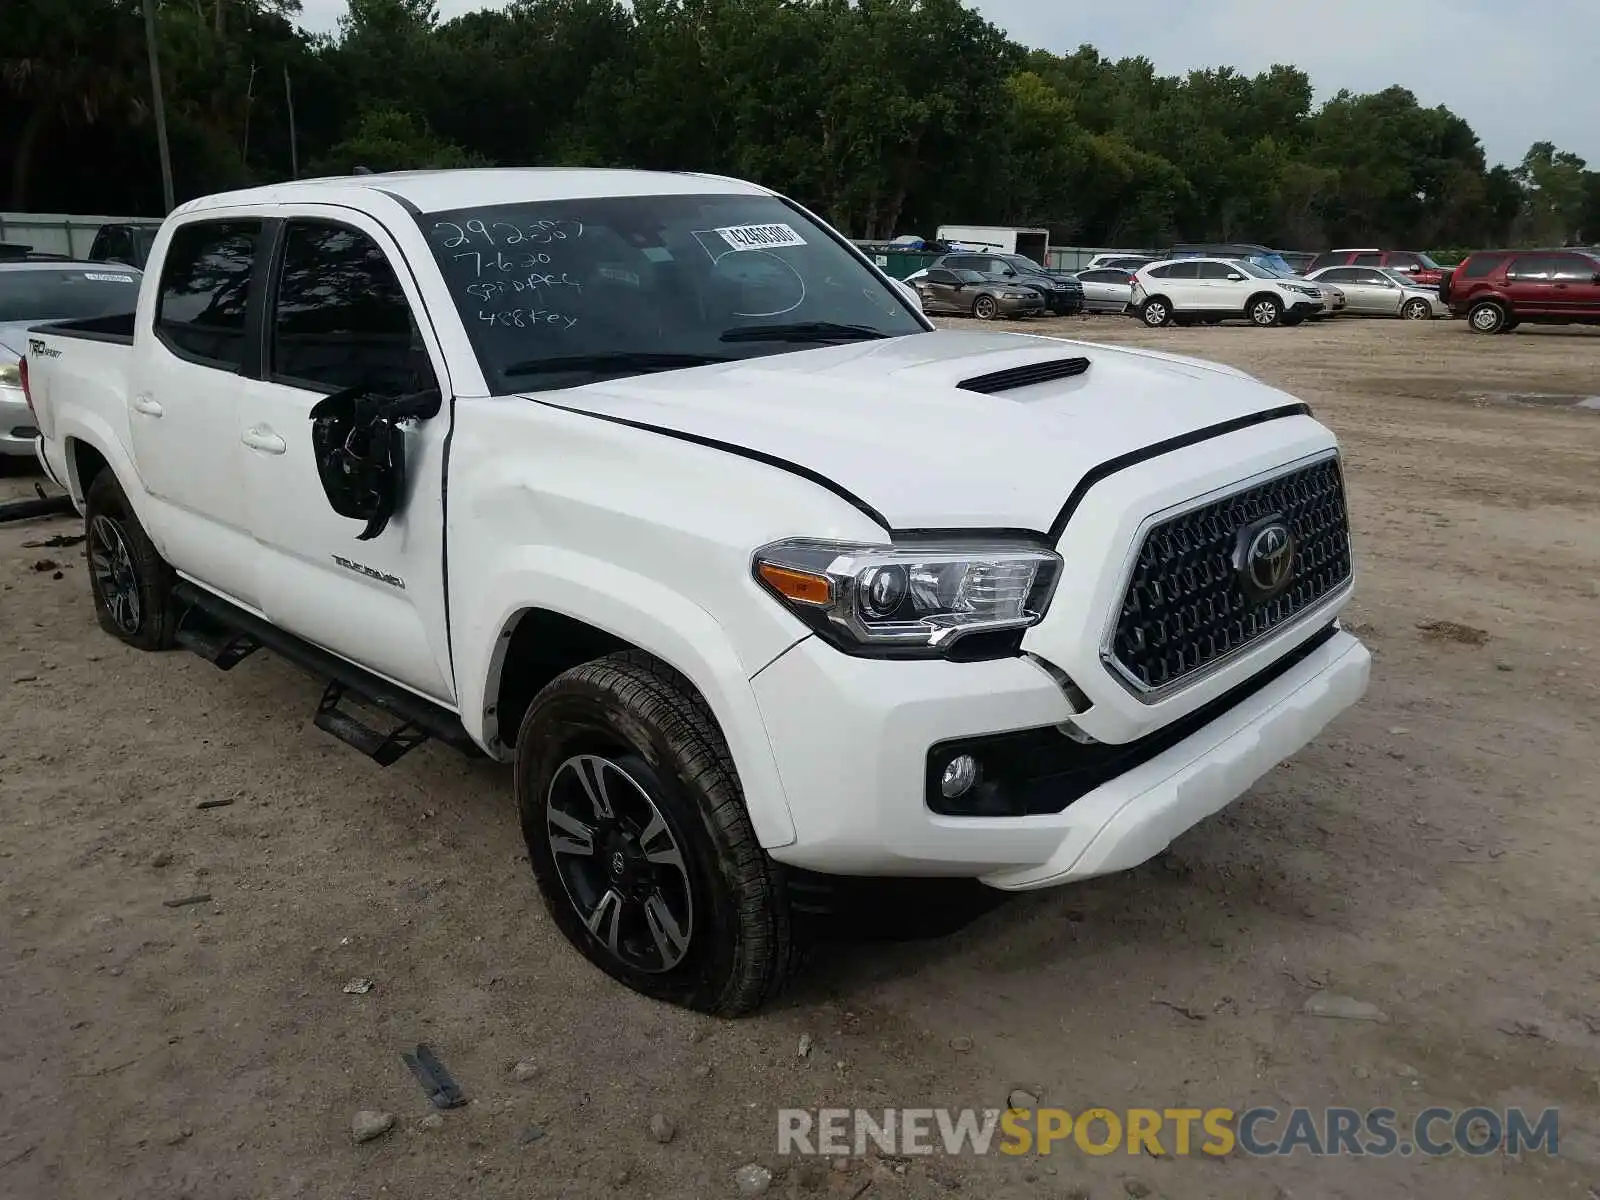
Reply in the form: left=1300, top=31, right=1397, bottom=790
left=1401, top=298, right=1433, bottom=321
left=973, top=294, right=999, bottom=321
left=1139, top=297, right=1172, bottom=327
left=1468, top=301, right=1507, bottom=333
left=84, top=470, right=178, bottom=651
left=515, top=652, right=800, bottom=1015
left=1248, top=295, right=1283, bottom=327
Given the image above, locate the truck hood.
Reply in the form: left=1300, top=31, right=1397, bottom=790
left=529, top=329, right=1306, bottom=531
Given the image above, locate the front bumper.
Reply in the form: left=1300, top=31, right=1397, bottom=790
left=752, top=628, right=1369, bottom=886
left=1043, top=292, right=1084, bottom=315
left=0, top=387, right=38, bottom=457
left=997, top=297, right=1046, bottom=317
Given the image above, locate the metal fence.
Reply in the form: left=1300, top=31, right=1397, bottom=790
left=0, top=213, right=160, bottom=258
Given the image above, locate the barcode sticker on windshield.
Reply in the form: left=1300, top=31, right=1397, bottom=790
left=83, top=273, right=136, bottom=283
left=715, top=223, right=807, bottom=252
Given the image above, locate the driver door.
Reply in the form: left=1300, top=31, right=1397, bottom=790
left=235, top=212, right=457, bottom=703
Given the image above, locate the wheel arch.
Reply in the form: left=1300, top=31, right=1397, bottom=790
left=463, top=564, right=800, bottom=850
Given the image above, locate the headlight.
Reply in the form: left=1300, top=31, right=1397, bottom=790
left=1001, top=291, right=1032, bottom=300
left=0, top=360, right=19, bottom=388
left=753, top=539, right=1061, bottom=658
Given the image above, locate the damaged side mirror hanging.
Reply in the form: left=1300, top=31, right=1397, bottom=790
left=309, top=384, right=442, bottom=541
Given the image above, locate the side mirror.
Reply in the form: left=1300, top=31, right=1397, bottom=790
left=310, top=384, right=440, bottom=540
left=1227, top=273, right=1244, bottom=281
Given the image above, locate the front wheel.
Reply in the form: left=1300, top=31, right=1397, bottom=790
left=1401, top=298, right=1433, bottom=321
left=1249, top=295, right=1283, bottom=327
left=84, top=470, right=178, bottom=651
left=515, top=652, right=800, bottom=1015
left=973, top=295, right=999, bottom=320
left=1467, top=301, right=1506, bottom=333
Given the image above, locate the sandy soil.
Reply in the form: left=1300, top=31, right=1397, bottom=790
left=2, top=317, right=1598, bottom=1200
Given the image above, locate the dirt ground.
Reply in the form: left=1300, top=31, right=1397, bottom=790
left=2, top=316, right=1598, bottom=1200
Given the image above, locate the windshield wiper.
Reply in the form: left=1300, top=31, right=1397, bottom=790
left=719, top=321, right=892, bottom=344
left=501, top=351, right=732, bottom=379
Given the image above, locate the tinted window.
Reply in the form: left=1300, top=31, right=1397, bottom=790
left=1359, top=271, right=1394, bottom=285
left=1320, top=268, right=1361, bottom=282
left=924, top=269, right=958, bottom=284
left=272, top=221, right=428, bottom=394
left=1308, top=253, right=1340, bottom=271
left=1195, top=261, right=1236, bottom=279
left=1385, top=253, right=1421, bottom=270
left=952, top=269, right=988, bottom=283
left=1552, top=255, right=1599, bottom=281
left=1351, top=253, right=1382, bottom=267
left=157, top=221, right=259, bottom=369
left=1158, top=262, right=1200, bottom=279
left=0, top=267, right=141, bottom=322
left=945, top=256, right=983, bottom=271
left=1507, top=255, right=1560, bottom=280
left=1459, top=254, right=1504, bottom=279
left=1079, top=270, right=1126, bottom=283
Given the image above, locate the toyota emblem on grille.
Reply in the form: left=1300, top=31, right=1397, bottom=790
left=1233, top=514, right=1297, bottom=601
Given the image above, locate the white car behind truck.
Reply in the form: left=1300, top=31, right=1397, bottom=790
left=22, top=169, right=1370, bottom=1014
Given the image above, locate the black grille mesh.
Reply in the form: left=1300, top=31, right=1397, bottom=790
left=1110, top=457, right=1351, bottom=690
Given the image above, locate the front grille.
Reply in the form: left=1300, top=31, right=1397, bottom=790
left=1109, top=456, right=1351, bottom=692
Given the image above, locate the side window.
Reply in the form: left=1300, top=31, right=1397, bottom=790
left=1459, top=255, right=1503, bottom=279
left=1195, top=261, right=1234, bottom=279
left=924, top=269, right=957, bottom=285
left=1385, top=252, right=1420, bottom=270
left=1351, top=253, right=1382, bottom=267
left=946, top=256, right=980, bottom=272
left=1146, top=264, right=1175, bottom=279
left=156, top=220, right=260, bottom=370
left=1552, top=256, right=1597, bottom=281
left=1308, top=253, right=1338, bottom=272
left=1357, top=271, right=1391, bottom=285
left=1507, top=256, right=1558, bottom=280
left=1166, top=261, right=1201, bottom=279
left=1322, top=268, right=1359, bottom=283
left=271, top=221, right=431, bottom=394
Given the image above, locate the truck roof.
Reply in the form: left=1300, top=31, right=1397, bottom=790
left=172, top=168, right=771, bottom=218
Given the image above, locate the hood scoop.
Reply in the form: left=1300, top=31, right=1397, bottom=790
left=957, top=356, right=1090, bottom=395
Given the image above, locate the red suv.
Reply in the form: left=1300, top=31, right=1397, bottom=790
left=1442, top=249, right=1600, bottom=333
left=1308, top=248, right=1447, bottom=286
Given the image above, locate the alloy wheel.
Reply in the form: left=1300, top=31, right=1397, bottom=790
left=89, top=515, right=142, bottom=635
left=546, top=754, right=694, bottom=974
left=1403, top=300, right=1431, bottom=320
left=1251, top=300, right=1280, bottom=327
left=1142, top=301, right=1167, bottom=327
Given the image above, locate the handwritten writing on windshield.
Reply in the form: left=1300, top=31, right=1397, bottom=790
left=434, top=217, right=586, bottom=331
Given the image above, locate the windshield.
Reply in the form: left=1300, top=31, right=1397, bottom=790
left=424, top=193, right=926, bottom=392
left=0, top=268, right=140, bottom=322
left=1246, top=254, right=1298, bottom=277
left=997, top=254, right=1044, bottom=271
left=1415, top=252, right=1442, bottom=270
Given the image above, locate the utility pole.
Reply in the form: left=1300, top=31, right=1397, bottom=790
left=284, top=65, right=299, bottom=180
left=142, top=0, right=176, bottom=213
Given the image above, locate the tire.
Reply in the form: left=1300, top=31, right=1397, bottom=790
left=1401, top=298, right=1433, bottom=321
left=973, top=295, right=999, bottom=321
left=1467, top=301, right=1506, bottom=333
left=515, top=651, right=801, bottom=1015
left=1139, top=297, right=1172, bottom=327
left=1248, top=294, right=1283, bottom=327
left=84, top=470, right=178, bottom=651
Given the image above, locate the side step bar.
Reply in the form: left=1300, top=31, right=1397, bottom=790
left=172, top=581, right=478, bottom=765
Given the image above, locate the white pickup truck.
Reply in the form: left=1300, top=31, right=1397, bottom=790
left=22, top=169, right=1370, bottom=1014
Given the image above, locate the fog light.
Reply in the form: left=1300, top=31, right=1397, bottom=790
left=940, top=754, right=980, bottom=799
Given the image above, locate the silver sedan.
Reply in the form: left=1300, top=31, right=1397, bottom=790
left=1072, top=267, right=1135, bottom=313
left=1304, top=265, right=1446, bottom=319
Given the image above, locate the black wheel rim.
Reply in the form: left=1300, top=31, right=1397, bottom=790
left=546, top=754, right=694, bottom=974
left=89, top=514, right=141, bottom=635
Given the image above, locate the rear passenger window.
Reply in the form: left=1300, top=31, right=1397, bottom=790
left=271, top=221, right=431, bottom=395
left=1195, top=262, right=1235, bottom=279
left=1507, top=256, right=1559, bottom=280
left=156, top=221, right=260, bottom=370
left=1351, top=253, right=1382, bottom=267
left=1385, top=253, right=1420, bottom=270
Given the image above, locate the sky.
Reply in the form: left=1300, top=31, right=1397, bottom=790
left=293, top=0, right=1599, bottom=168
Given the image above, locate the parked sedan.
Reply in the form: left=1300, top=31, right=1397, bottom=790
left=909, top=253, right=1084, bottom=315
left=1304, top=265, right=1444, bottom=319
left=912, top=267, right=1045, bottom=320
left=1072, top=267, right=1136, bottom=313
left=0, top=262, right=142, bottom=460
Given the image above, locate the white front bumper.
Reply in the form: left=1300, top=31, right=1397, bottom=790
left=751, top=628, right=1369, bottom=886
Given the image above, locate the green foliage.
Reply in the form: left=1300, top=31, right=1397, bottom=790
left=1, top=0, right=1595, bottom=251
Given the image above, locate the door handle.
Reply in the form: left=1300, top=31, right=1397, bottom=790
left=241, top=427, right=286, bottom=455
left=132, top=394, right=163, bottom=417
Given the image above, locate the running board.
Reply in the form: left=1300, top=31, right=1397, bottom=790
left=172, top=581, right=478, bottom=764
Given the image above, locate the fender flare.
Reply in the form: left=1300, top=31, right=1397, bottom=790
left=458, top=547, right=800, bottom=849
